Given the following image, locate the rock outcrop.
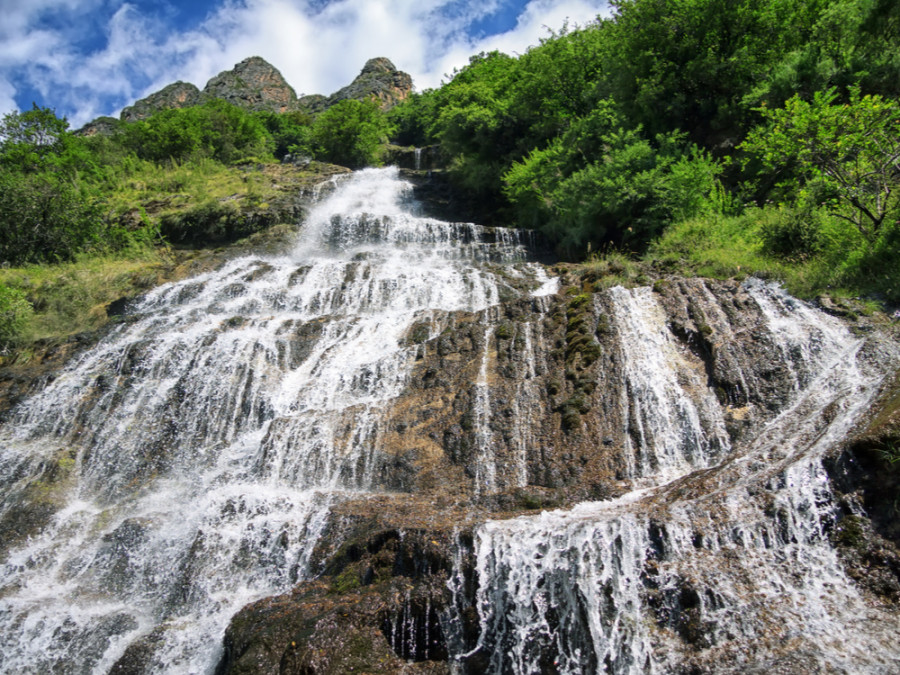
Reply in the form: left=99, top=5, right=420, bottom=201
left=78, top=55, right=411, bottom=132
left=74, top=115, right=121, bottom=137
left=202, top=56, right=298, bottom=113
left=120, top=81, right=204, bottom=122
left=301, top=57, right=413, bottom=113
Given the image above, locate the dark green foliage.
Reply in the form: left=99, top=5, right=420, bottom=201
left=0, top=169, right=105, bottom=264
left=310, top=99, right=390, bottom=169
left=0, top=107, right=109, bottom=264
left=385, top=0, right=900, bottom=270
left=0, top=106, right=163, bottom=265
left=742, top=88, right=900, bottom=244
left=385, top=91, right=440, bottom=147
left=119, top=99, right=273, bottom=164
left=505, top=116, right=723, bottom=254
left=254, top=110, right=314, bottom=159
left=757, top=207, right=821, bottom=259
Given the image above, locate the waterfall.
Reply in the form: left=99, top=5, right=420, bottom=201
left=608, top=286, right=730, bottom=482
left=1, top=166, right=898, bottom=675
left=461, top=281, right=900, bottom=674
left=0, top=167, right=550, bottom=674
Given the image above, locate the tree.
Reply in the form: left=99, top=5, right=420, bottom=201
left=741, top=87, right=900, bottom=243
left=310, top=99, right=389, bottom=168
left=0, top=104, right=72, bottom=172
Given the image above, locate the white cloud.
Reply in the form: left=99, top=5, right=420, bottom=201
left=0, top=0, right=609, bottom=128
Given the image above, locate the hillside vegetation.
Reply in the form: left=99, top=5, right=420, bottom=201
left=2, top=0, right=900, bottom=352
left=387, top=0, right=900, bottom=301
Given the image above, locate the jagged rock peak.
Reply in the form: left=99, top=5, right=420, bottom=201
left=361, top=57, right=399, bottom=74
left=315, top=57, right=413, bottom=112
left=202, top=56, right=298, bottom=113
left=120, top=81, right=203, bottom=122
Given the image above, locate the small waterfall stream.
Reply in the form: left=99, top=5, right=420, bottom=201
left=0, top=167, right=550, bottom=673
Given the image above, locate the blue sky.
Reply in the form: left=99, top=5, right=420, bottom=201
left=0, top=0, right=609, bottom=129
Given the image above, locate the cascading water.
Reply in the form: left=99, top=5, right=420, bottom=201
left=1, top=166, right=898, bottom=675
left=0, top=167, right=551, bottom=674
left=460, top=280, right=900, bottom=674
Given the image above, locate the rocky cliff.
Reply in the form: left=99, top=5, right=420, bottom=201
left=215, top=272, right=900, bottom=674
left=120, top=81, right=204, bottom=122
left=202, top=56, right=298, bottom=113
left=1, top=169, right=898, bottom=675
left=302, top=57, right=413, bottom=113
left=103, top=56, right=411, bottom=126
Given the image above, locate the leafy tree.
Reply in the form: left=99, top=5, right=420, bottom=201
left=604, top=0, right=829, bottom=146
left=254, top=110, right=314, bottom=159
left=386, top=90, right=441, bottom=147
left=0, top=106, right=111, bottom=264
left=310, top=99, right=389, bottom=168
left=0, top=168, right=104, bottom=264
left=0, top=104, right=71, bottom=170
left=120, top=99, right=273, bottom=164
left=741, top=87, right=900, bottom=243
left=505, top=106, right=723, bottom=254
left=510, top=22, right=611, bottom=143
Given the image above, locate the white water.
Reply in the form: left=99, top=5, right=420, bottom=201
left=465, top=282, right=900, bottom=674
left=609, top=286, right=730, bottom=482
left=0, top=167, right=550, bottom=674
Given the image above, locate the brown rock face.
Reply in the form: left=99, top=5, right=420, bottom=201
left=202, top=56, right=298, bottom=113
left=301, top=57, right=413, bottom=113
left=119, top=81, right=204, bottom=122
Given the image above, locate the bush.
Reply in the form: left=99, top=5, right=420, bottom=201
left=311, top=99, right=390, bottom=168
left=0, top=284, right=33, bottom=348
left=120, top=99, right=274, bottom=164
left=0, top=168, right=105, bottom=265
left=758, top=206, right=822, bottom=258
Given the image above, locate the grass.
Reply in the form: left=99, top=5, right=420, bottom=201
left=104, top=157, right=279, bottom=225
left=0, top=246, right=174, bottom=342
left=645, top=206, right=900, bottom=304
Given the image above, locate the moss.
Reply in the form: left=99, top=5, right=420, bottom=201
left=495, top=323, right=512, bottom=340
left=405, top=321, right=431, bottom=345
left=560, top=406, right=582, bottom=432
left=331, top=565, right=362, bottom=594
left=567, top=293, right=590, bottom=310
left=832, top=514, right=867, bottom=550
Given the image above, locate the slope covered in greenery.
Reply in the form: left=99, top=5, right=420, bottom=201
left=388, top=0, right=900, bottom=300
left=2, top=0, right=900, bottom=351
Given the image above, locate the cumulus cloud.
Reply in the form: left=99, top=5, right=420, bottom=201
left=0, top=0, right=609, bottom=128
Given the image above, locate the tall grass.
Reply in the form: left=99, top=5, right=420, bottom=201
left=0, top=249, right=172, bottom=342
left=646, top=206, right=900, bottom=303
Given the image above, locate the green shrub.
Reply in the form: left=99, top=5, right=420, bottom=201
left=758, top=206, right=822, bottom=258
left=310, top=99, right=390, bottom=169
left=0, top=284, right=33, bottom=348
